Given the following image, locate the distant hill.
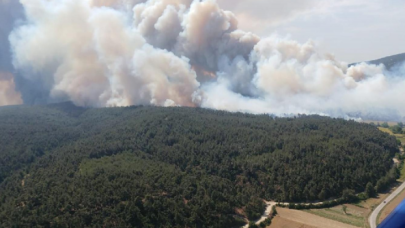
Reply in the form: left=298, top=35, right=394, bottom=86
left=350, top=53, right=405, bottom=122
left=0, top=103, right=399, bottom=227
left=351, top=53, right=405, bottom=71
left=368, top=53, right=405, bottom=70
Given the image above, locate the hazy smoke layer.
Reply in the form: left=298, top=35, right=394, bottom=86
left=2, top=0, right=405, bottom=120
left=0, top=72, right=22, bottom=106
left=0, top=0, right=24, bottom=105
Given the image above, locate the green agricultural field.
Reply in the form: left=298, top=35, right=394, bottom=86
left=378, top=127, right=405, bottom=145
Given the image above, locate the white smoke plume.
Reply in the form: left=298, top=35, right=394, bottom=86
left=3, top=0, right=405, bottom=120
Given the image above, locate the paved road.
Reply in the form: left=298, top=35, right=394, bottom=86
left=242, top=185, right=405, bottom=228
left=369, top=181, right=405, bottom=228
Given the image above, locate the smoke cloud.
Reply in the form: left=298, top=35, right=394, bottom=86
left=0, top=72, right=22, bottom=106
left=0, top=0, right=23, bottom=105
left=1, top=0, right=404, bottom=120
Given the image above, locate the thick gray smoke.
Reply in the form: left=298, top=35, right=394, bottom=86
left=0, top=0, right=23, bottom=105
left=1, top=0, right=405, bottom=120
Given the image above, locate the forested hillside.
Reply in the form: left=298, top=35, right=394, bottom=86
left=0, top=103, right=399, bottom=227
left=350, top=53, right=405, bottom=71
left=368, top=53, right=405, bottom=70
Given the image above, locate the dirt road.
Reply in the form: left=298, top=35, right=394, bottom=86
left=242, top=201, right=276, bottom=228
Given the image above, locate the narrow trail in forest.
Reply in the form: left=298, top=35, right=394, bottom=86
left=242, top=201, right=275, bottom=228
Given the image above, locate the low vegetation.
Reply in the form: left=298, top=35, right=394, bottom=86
left=376, top=123, right=405, bottom=180
left=285, top=123, right=405, bottom=227
left=376, top=122, right=405, bottom=145
left=305, top=207, right=364, bottom=227
left=0, top=103, right=399, bottom=227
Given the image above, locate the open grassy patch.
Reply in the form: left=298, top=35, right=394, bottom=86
left=274, top=180, right=403, bottom=228
left=299, top=190, right=396, bottom=228
left=378, top=127, right=405, bottom=145
left=396, top=135, right=405, bottom=145
left=305, top=206, right=365, bottom=227
left=379, top=127, right=395, bottom=135
left=364, top=121, right=398, bottom=127
left=272, top=207, right=358, bottom=228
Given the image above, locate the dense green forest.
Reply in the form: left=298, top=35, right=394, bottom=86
left=0, top=103, right=399, bottom=227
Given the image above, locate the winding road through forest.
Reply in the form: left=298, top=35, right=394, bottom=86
left=369, top=181, right=405, bottom=228
left=241, top=182, right=405, bottom=228
left=242, top=152, right=405, bottom=228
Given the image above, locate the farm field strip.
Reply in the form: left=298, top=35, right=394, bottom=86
left=305, top=207, right=364, bottom=227
left=272, top=207, right=358, bottom=228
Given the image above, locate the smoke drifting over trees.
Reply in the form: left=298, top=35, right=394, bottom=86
left=1, top=0, right=404, bottom=120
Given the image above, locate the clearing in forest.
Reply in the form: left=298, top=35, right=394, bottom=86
left=305, top=205, right=366, bottom=227
left=268, top=216, right=316, bottom=228
left=269, top=207, right=358, bottom=228
left=378, top=127, right=405, bottom=144
left=292, top=182, right=401, bottom=228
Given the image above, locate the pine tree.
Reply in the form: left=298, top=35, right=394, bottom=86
left=365, top=182, right=376, bottom=198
